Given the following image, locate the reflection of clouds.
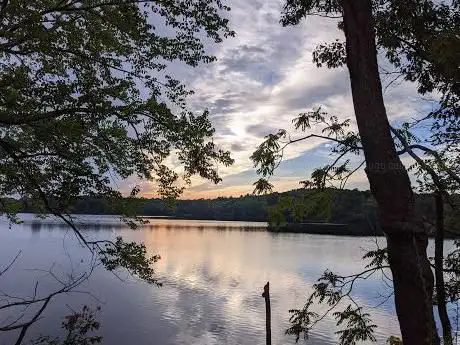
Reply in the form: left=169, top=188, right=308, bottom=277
left=143, top=225, right=400, bottom=344
left=1, top=216, right=401, bottom=345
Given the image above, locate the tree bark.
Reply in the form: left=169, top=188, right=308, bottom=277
left=340, top=0, right=439, bottom=344
left=435, top=191, right=452, bottom=344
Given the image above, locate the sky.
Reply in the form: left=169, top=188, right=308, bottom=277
left=129, top=0, right=436, bottom=200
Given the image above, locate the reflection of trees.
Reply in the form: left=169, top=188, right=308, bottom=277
left=24, top=220, right=268, bottom=233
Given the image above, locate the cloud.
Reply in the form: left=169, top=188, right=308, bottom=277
left=133, top=0, right=432, bottom=198
left=245, top=123, right=280, bottom=137
left=230, top=142, right=247, bottom=152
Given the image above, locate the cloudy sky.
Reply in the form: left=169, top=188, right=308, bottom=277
left=132, top=0, right=434, bottom=199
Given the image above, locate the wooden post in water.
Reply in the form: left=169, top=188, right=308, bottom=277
left=262, top=281, right=272, bottom=345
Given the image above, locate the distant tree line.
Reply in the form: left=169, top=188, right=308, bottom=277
left=6, top=188, right=459, bottom=234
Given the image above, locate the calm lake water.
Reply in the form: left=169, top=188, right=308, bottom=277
left=0, top=215, right=406, bottom=344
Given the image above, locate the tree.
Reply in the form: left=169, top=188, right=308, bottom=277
left=0, top=1, right=234, bottom=343
left=252, top=108, right=460, bottom=344
left=253, top=0, right=459, bottom=344
left=338, top=3, right=437, bottom=343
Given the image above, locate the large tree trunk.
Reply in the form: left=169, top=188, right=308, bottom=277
left=340, top=0, right=439, bottom=344
left=435, top=191, right=452, bottom=344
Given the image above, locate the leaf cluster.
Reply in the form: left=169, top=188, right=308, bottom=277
left=31, top=306, right=102, bottom=345
left=287, top=266, right=380, bottom=345
left=251, top=107, right=362, bottom=195
left=98, top=236, right=162, bottom=286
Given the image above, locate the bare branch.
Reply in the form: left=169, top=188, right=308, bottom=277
left=395, top=141, right=460, bottom=186
left=286, top=133, right=362, bottom=151
left=0, top=251, right=21, bottom=277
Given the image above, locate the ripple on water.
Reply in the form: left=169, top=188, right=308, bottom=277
left=0, top=216, right=402, bottom=345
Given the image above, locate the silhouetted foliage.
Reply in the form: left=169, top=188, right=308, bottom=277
left=31, top=306, right=102, bottom=345
left=0, top=1, right=234, bottom=343
left=255, top=0, right=460, bottom=343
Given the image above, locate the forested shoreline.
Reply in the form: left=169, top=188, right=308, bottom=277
left=8, top=188, right=459, bottom=235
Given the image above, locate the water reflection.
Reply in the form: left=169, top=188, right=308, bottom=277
left=22, top=217, right=268, bottom=233
left=0, top=215, right=399, bottom=345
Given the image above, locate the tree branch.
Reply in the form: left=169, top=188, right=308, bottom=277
left=0, top=107, right=92, bottom=126
left=285, top=133, right=363, bottom=151
left=0, top=251, right=21, bottom=277
left=396, top=142, right=460, bottom=186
